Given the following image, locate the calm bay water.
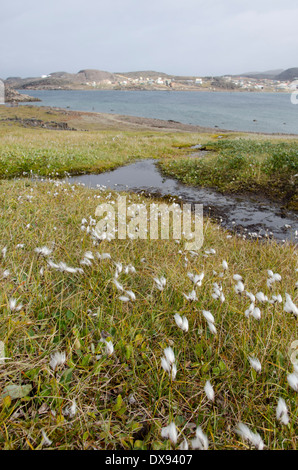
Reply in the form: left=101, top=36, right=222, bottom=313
left=20, top=89, right=298, bottom=134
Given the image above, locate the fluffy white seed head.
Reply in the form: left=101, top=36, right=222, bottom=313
left=222, top=260, right=228, bottom=271
left=235, top=423, right=264, bottom=450
left=276, top=398, right=290, bottom=425
left=248, top=356, right=262, bottom=373
left=202, top=310, right=214, bottom=323
left=49, top=351, right=66, bottom=370
left=287, top=371, right=298, bottom=391
left=284, top=294, right=298, bottom=317
left=164, top=347, right=175, bottom=365
left=161, top=422, right=178, bottom=445
left=204, top=380, right=215, bottom=402
left=191, top=427, right=209, bottom=450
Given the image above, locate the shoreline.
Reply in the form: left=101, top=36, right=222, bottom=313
left=10, top=103, right=298, bottom=137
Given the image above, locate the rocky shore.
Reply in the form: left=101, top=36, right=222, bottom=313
left=4, top=87, right=41, bottom=103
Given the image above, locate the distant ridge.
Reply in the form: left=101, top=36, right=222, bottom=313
left=4, top=67, right=298, bottom=94
left=274, top=68, right=298, bottom=81
left=115, top=71, right=172, bottom=78
left=236, top=69, right=284, bottom=79
left=236, top=67, right=298, bottom=81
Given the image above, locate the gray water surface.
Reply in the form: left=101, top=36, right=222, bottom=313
left=21, top=89, right=298, bottom=134
left=66, top=159, right=298, bottom=242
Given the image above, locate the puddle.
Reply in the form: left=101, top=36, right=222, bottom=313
left=180, top=144, right=211, bottom=158
left=65, top=159, right=298, bottom=242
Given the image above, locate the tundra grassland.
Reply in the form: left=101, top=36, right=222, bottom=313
left=0, top=105, right=297, bottom=450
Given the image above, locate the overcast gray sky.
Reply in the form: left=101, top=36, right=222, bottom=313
left=1, top=0, right=298, bottom=78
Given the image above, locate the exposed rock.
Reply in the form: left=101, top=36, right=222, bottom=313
left=4, top=86, right=41, bottom=103
left=76, top=69, right=115, bottom=82
left=0, top=116, right=76, bottom=130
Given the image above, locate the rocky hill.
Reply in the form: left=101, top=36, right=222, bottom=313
left=238, top=68, right=298, bottom=81
left=274, top=68, right=298, bottom=81
left=5, top=69, right=117, bottom=90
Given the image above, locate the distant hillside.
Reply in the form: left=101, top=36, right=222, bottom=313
left=237, top=67, right=298, bottom=81
left=5, top=69, right=116, bottom=90
left=236, top=69, right=284, bottom=79
left=115, top=71, right=172, bottom=79
left=5, top=69, right=199, bottom=90
left=5, top=67, right=298, bottom=93
left=274, top=68, right=298, bottom=81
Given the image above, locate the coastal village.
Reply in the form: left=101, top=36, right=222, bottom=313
left=3, top=68, right=298, bottom=98
left=85, top=74, right=298, bottom=92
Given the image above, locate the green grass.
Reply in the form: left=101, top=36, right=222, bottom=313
left=0, top=104, right=203, bottom=178
left=1, top=106, right=297, bottom=209
left=0, top=178, right=297, bottom=450
left=158, top=137, right=298, bottom=209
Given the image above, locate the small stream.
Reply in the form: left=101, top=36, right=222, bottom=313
left=65, top=158, right=298, bottom=242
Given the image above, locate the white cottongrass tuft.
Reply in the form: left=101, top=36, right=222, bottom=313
left=114, top=262, right=123, bottom=275
left=161, top=422, right=178, bottom=445
left=49, top=351, right=66, bottom=370
left=113, top=279, right=124, bottom=292
left=207, top=322, right=217, bottom=335
left=161, top=357, right=171, bottom=373
left=204, top=380, right=215, bottom=402
left=9, top=298, right=23, bottom=312
left=269, top=294, right=283, bottom=304
left=63, top=399, right=77, bottom=418
left=234, top=281, right=245, bottom=294
left=235, top=423, right=264, bottom=450
left=246, top=291, right=256, bottom=303
left=2, top=269, right=10, bottom=279
left=212, top=283, right=225, bottom=302
left=174, top=313, right=189, bottom=332
left=41, top=429, right=52, bottom=447
left=284, top=294, right=298, bottom=317
left=35, top=246, right=53, bottom=257
left=97, top=252, right=111, bottom=260
left=99, top=336, right=114, bottom=356
left=248, top=356, right=262, bottom=373
left=222, top=260, right=228, bottom=271
left=163, top=347, right=175, bottom=365
left=287, top=370, right=298, bottom=392
left=124, top=290, right=136, bottom=301
left=205, top=248, right=216, bottom=255
left=183, top=290, right=198, bottom=301
left=267, top=271, right=281, bottom=289
left=161, top=347, right=177, bottom=380
left=256, top=292, right=268, bottom=303
left=191, top=426, right=209, bottom=450
left=104, top=340, right=114, bottom=356
left=245, top=303, right=261, bottom=320
left=276, top=398, right=290, bottom=425
left=154, top=276, right=166, bottom=291
left=80, top=257, right=93, bottom=266
left=178, top=438, right=189, bottom=450
left=124, top=264, right=136, bottom=274
left=251, top=306, right=261, bottom=320
left=245, top=303, right=254, bottom=318
left=47, top=260, right=83, bottom=274
left=202, top=310, right=216, bottom=334
left=202, top=310, right=215, bottom=324
left=187, top=272, right=204, bottom=286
